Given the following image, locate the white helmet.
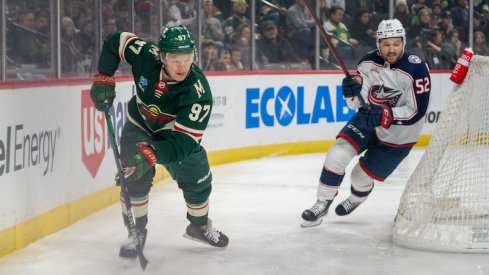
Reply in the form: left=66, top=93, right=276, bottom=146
left=376, top=19, right=406, bottom=50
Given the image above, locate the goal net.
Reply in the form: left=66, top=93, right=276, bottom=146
left=393, top=55, right=489, bottom=253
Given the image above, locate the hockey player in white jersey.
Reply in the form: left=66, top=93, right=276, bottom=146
left=301, top=19, right=431, bottom=227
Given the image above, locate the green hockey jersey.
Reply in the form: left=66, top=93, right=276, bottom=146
left=98, top=32, right=213, bottom=164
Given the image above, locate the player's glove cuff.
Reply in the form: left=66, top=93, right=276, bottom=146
left=380, top=105, right=393, bottom=129
left=137, top=143, right=157, bottom=167
left=93, top=73, right=116, bottom=87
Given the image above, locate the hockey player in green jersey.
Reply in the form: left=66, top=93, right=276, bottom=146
left=90, top=26, right=229, bottom=259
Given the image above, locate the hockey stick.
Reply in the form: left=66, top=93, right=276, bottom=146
left=304, top=0, right=367, bottom=108
left=104, top=109, right=148, bottom=271
left=259, top=0, right=285, bottom=12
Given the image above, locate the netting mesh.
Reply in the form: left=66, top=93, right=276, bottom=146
left=393, top=55, right=489, bottom=253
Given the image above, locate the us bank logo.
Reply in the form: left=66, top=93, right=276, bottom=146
left=80, top=86, right=133, bottom=178
left=245, top=85, right=354, bottom=128
left=81, top=90, right=106, bottom=178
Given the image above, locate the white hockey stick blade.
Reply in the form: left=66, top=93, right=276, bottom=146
left=300, top=218, right=323, bottom=228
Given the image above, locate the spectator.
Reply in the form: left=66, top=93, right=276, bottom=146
left=472, top=11, right=485, bottom=33
left=345, top=0, right=370, bottom=14
left=350, top=9, right=377, bottom=50
left=257, top=1, right=287, bottom=28
left=438, top=10, right=455, bottom=37
left=103, top=16, right=117, bottom=38
left=34, top=10, right=50, bottom=34
left=286, top=0, right=315, bottom=59
left=166, top=0, right=197, bottom=35
left=473, top=30, right=489, bottom=56
left=324, top=0, right=345, bottom=11
left=229, top=46, right=244, bottom=71
left=323, top=6, right=358, bottom=68
left=33, top=9, right=51, bottom=67
left=394, top=0, right=411, bottom=29
left=134, top=16, right=151, bottom=40
left=450, top=0, right=469, bottom=31
left=135, top=0, right=153, bottom=25
left=201, top=39, right=222, bottom=71
left=371, top=0, right=389, bottom=21
left=10, top=10, right=49, bottom=67
left=78, top=0, right=93, bottom=24
left=443, top=28, right=463, bottom=68
left=223, top=0, right=250, bottom=44
left=60, top=16, right=82, bottom=76
left=407, top=7, right=431, bottom=48
left=114, top=0, right=131, bottom=30
left=102, top=0, right=118, bottom=18
left=75, top=17, right=95, bottom=74
left=230, top=23, right=252, bottom=69
left=430, top=4, right=443, bottom=27
left=218, top=46, right=231, bottom=71
left=214, top=0, right=233, bottom=20
left=422, top=27, right=452, bottom=69
left=202, top=0, right=225, bottom=46
left=64, top=0, right=85, bottom=28
left=411, top=0, right=428, bottom=15
left=256, top=20, right=303, bottom=69
left=482, top=8, right=489, bottom=39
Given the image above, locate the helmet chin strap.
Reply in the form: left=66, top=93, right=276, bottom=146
left=162, top=66, right=176, bottom=82
left=159, top=52, right=176, bottom=81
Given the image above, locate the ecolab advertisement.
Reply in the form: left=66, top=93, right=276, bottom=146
left=202, top=74, right=357, bottom=151
left=0, top=72, right=452, bottom=230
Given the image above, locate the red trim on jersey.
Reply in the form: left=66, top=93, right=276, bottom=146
left=336, top=133, right=361, bottom=153
left=359, top=159, right=385, bottom=182
left=174, top=124, right=203, bottom=138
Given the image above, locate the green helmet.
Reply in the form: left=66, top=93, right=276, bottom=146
left=158, top=26, right=196, bottom=54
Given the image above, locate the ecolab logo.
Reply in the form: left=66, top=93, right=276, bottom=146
left=246, top=85, right=354, bottom=128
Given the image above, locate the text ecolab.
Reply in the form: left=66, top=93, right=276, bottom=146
left=246, top=85, right=355, bottom=128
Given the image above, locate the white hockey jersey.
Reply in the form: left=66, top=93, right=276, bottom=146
left=346, top=50, right=431, bottom=146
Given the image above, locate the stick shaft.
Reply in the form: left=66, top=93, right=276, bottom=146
left=304, top=1, right=367, bottom=107
left=104, top=110, right=148, bottom=270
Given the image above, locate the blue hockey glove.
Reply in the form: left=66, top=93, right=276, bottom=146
left=342, top=77, right=362, bottom=98
left=358, top=105, right=393, bottom=128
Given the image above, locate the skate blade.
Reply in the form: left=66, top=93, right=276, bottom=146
left=300, top=218, right=323, bottom=228
left=183, top=233, right=210, bottom=245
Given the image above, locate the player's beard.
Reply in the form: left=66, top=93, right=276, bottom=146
left=383, top=50, right=403, bottom=65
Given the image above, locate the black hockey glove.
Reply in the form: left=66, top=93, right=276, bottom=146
left=342, top=76, right=362, bottom=98
left=358, top=105, right=393, bottom=129
left=90, top=73, right=116, bottom=112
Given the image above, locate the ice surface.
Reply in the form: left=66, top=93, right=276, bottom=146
left=0, top=149, right=488, bottom=275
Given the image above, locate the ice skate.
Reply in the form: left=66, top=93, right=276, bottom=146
left=335, top=197, right=363, bottom=216
left=119, top=228, right=147, bottom=259
left=183, top=219, right=229, bottom=248
left=301, top=200, right=332, bottom=228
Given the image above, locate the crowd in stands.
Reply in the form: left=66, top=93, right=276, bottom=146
left=3, top=0, right=489, bottom=79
